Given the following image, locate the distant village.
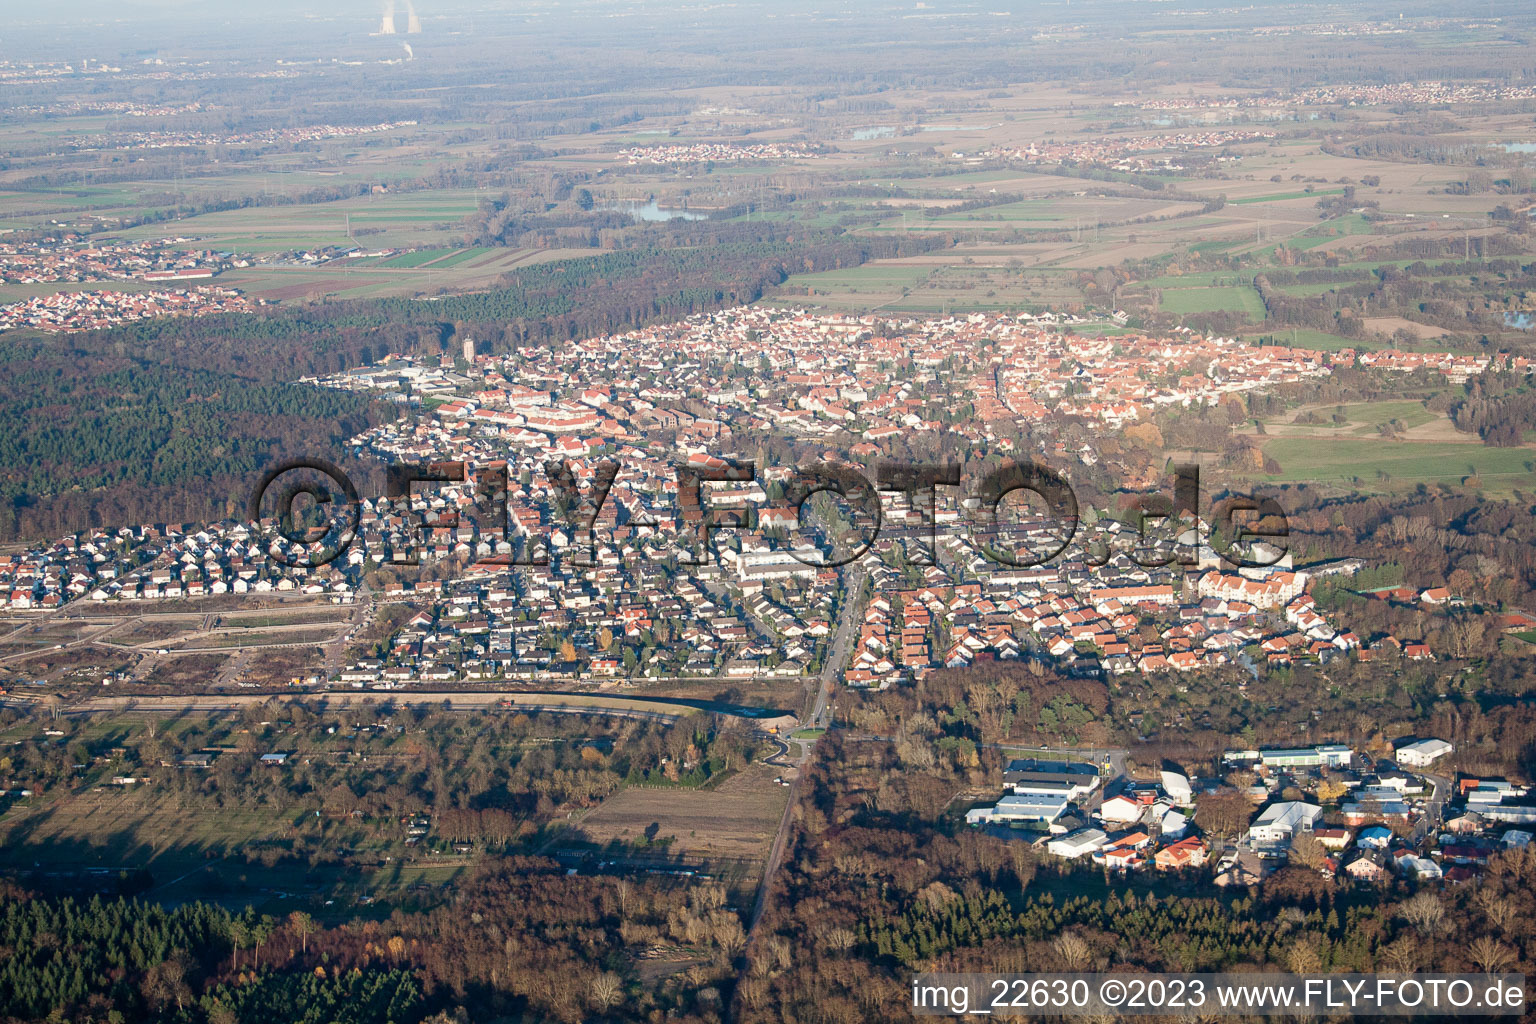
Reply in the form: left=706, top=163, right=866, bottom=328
left=1134, top=80, right=1536, bottom=113
left=977, top=129, right=1278, bottom=172
left=82, top=120, right=418, bottom=154
left=0, top=285, right=253, bottom=333
left=616, top=142, right=822, bottom=165
left=0, top=236, right=242, bottom=287
left=0, top=235, right=257, bottom=332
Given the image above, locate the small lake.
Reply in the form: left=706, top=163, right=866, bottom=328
left=851, top=126, right=895, bottom=140
left=1494, top=142, right=1536, bottom=153
left=600, top=200, right=709, bottom=222
left=1505, top=311, right=1534, bottom=330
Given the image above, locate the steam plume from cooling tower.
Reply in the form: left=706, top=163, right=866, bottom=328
left=380, top=0, right=397, bottom=34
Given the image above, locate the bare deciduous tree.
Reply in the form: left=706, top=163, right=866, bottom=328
left=1053, top=931, right=1093, bottom=971
left=590, top=971, right=624, bottom=1010
left=826, top=926, right=857, bottom=953
left=1400, top=891, right=1447, bottom=938
left=1379, top=937, right=1420, bottom=973
left=1467, top=936, right=1515, bottom=974
left=1289, top=831, right=1328, bottom=871
left=1474, top=888, right=1514, bottom=933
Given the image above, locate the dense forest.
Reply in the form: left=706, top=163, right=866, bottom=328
left=0, top=348, right=388, bottom=542
left=1452, top=372, right=1536, bottom=446
left=0, top=865, right=744, bottom=1024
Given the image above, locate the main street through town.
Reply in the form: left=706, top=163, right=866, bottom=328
left=748, top=565, right=868, bottom=938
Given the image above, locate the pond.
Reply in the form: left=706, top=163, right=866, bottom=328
left=600, top=200, right=709, bottom=222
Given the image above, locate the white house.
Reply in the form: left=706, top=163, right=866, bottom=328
left=1047, top=828, right=1107, bottom=859
left=1395, top=738, right=1453, bottom=767
left=1158, top=807, right=1189, bottom=839
left=1160, top=768, right=1193, bottom=805
left=1248, top=801, right=1323, bottom=844
left=1099, top=794, right=1143, bottom=824
left=1396, top=853, right=1442, bottom=880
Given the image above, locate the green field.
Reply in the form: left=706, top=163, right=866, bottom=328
left=1231, top=188, right=1346, bottom=205
left=1290, top=213, right=1374, bottom=248
left=1160, top=284, right=1266, bottom=321
left=112, top=189, right=485, bottom=254
left=934, top=199, right=1065, bottom=223
left=792, top=264, right=933, bottom=292
left=1138, top=271, right=1256, bottom=289
left=1272, top=400, right=1440, bottom=435
left=0, top=784, right=293, bottom=878
left=1069, top=324, right=1140, bottom=336
left=1188, top=239, right=1247, bottom=254
left=194, top=234, right=354, bottom=250
left=1259, top=438, right=1536, bottom=493
left=1337, top=400, right=1438, bottom=431
left=426, top=247, right=496, bottom=269
left=782, top=258, right=1089, bottom=313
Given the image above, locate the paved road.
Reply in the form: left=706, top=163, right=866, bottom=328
left=806, top=568, right=865, bottom=730
left=748, top=566, right=867, bottom=938
left=1411, top=768, right=1452, bottom=844
left=762, top=737, right=795, bottom=769
left=34, top=690, right=707, bottom=722
left=701, top=579, right=777, bottom=646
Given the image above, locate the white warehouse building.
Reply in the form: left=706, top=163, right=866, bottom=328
left=1047, top=828, right=1108, bottom=859
left=965, top=793, right=1071, bottom=827
left=1248, top=801, right=1324, bottom=844
left=1395, top=738, right=1453, bottom=767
